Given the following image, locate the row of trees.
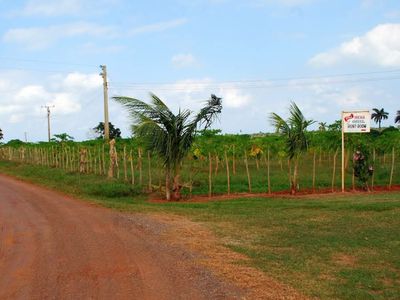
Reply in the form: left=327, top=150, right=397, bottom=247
left=1, top=98, right=399, bottom=200
left=370, top=108, right=400, bottom=129
left=112, top=93, right=400, bottom=199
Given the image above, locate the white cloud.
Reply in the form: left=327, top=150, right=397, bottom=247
left=3, top=18, right=187, bottom=50
left=0, top=71, right=101, bottom=138
left=218, top=86, right=251, bottom=108
left=15, top=85, right=51, bottom=104
left=63, top=73, right=102, bottom=90
left=171, top=54, right=198, bottom=68
left=49, top=93, right=82, bottom=114
left=3, top=22, right=115, bottom=50
left=310, top=23, right=400, bottom=67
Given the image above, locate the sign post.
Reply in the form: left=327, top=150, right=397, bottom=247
left=341, top=110, right=371, bottom=192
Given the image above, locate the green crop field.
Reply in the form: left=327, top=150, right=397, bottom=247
left=1, top=128, right=400, bottom=197
left=0, top=160, right=399, bottom=299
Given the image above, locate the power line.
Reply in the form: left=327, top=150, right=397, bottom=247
left=108, top=75, right=400, bottom=91
left=0, top=66, right=95, bottom=74
left=0, top=57, right=96, bottom=68
left=108, top=68, right=400, bottom=87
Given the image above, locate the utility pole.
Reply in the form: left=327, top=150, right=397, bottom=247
left=42, top=105, right=54, bottom=142
left=100, top=65, right=110, bottom=141
left=24, top=132, right=28, bottom=143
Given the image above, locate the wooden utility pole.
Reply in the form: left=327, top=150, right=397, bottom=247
left=42, top=105, right=54, bottom=142
left=100, top=65, right=110, bottom=141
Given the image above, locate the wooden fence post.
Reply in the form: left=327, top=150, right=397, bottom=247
left=371, top=148, right=376, bottom=190
left=214, top=154, right=219, bottom=176
left=331, top=149, right=338, bottom=192
left=312, top=150, right=316, bottom=193
left=123, top=146, right=128, bottom=182
left=102, top=144, right=106, bottom=175
left=130, top=149, right=135, bottom=185
left=263, top=148, right=271, bottom=195
left=232, top=145, right=236, bottom=175
left=224, top=150, right=230, bottom=195
left=148, top=151, right=152, bottom=192
left=138, top=148, right=143, bottom=186
left=389, top=147, right=395, bottom=189
left=244, top=151, right=252, bottom=193
left=208, top=152, right=212, bottom=198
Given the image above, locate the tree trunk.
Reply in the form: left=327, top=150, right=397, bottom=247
left=291, top=158, right=299, bottom=195
left=165, top=170, right=171, bottom=201
left=172, top=166, right=182, bottom=200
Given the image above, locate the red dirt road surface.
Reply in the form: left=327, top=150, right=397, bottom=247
left=0, top=174, right=244, bottom=299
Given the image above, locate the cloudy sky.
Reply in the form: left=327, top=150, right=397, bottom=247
left=0, top=0, right=399, bottom=142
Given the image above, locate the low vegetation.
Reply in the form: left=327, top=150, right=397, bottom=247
left=0, top=160, right=399, bottom=299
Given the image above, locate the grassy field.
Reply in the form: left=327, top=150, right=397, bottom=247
left=2, top=146, right=399, bottom=196
left=0, top=160, right=399, bottom=299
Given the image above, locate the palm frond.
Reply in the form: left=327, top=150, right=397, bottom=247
left=395, top=110, right=400, bottom=124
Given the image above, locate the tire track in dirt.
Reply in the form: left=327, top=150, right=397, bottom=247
left=0, top=174, right=244, bottom=300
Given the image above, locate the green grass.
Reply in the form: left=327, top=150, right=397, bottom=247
left=0, top=160, right=399, bottom=299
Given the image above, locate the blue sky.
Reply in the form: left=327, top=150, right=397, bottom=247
left=0, top=0, right=399, bottom=141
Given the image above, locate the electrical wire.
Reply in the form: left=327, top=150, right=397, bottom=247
left=0, top=57, right=97, bottom=68
left=108, top=75, right=400, bottom=91
left=108, top=68, right=400, bottom=87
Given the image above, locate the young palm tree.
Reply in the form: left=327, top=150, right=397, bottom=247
left=371, top=108, right=389, bottom=129
left=395, top=110, right=400, bottom=125
left=270, top=102, right=314, bottom=194
left=318, top=122, right=327, bottom=131
left=113, top=93, right=222, bottom=200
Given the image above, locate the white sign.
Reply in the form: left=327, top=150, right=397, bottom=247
left=342, top=111, right=370, bottom=133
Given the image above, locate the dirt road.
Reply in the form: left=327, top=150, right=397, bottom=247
left=0, top=174, right=243, bottom=300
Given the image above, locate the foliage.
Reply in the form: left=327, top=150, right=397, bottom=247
left=0, top=128, right=3, bottom=141
left=318, top=122, right=326, bottom=131
left=249, top=144, right=263, bottom=158
left=371, top=108, right=389, bottom=129
left=197, top=129, right=222, bottom=138
left=1, top=160, right=399, bottom=299
left=395, top=110, right=400, bottom=124
left=5, top=139, right=24, bottom=146
left=113, top=93, right=222, bottom=200
left=270, top=102, right=314, bottom=194
left=352, top=144, right=372, bottom=189
left=93, top=122, right=122, bottom=139
left=327, top=120, right=342, bottom=132
left=270, top=102, right=314, bottom=159
left=51, top=133, right=74, bottom=143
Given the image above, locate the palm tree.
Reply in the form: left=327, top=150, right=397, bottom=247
left=113, top=93, right=222, bottom=200
left=371, top=108, right=389, bottom=130
left=395, top=110, right=400, bottom=125
left=270, top=102, right=314, bottom=194
left=318, top=122, right=327, bottom=131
